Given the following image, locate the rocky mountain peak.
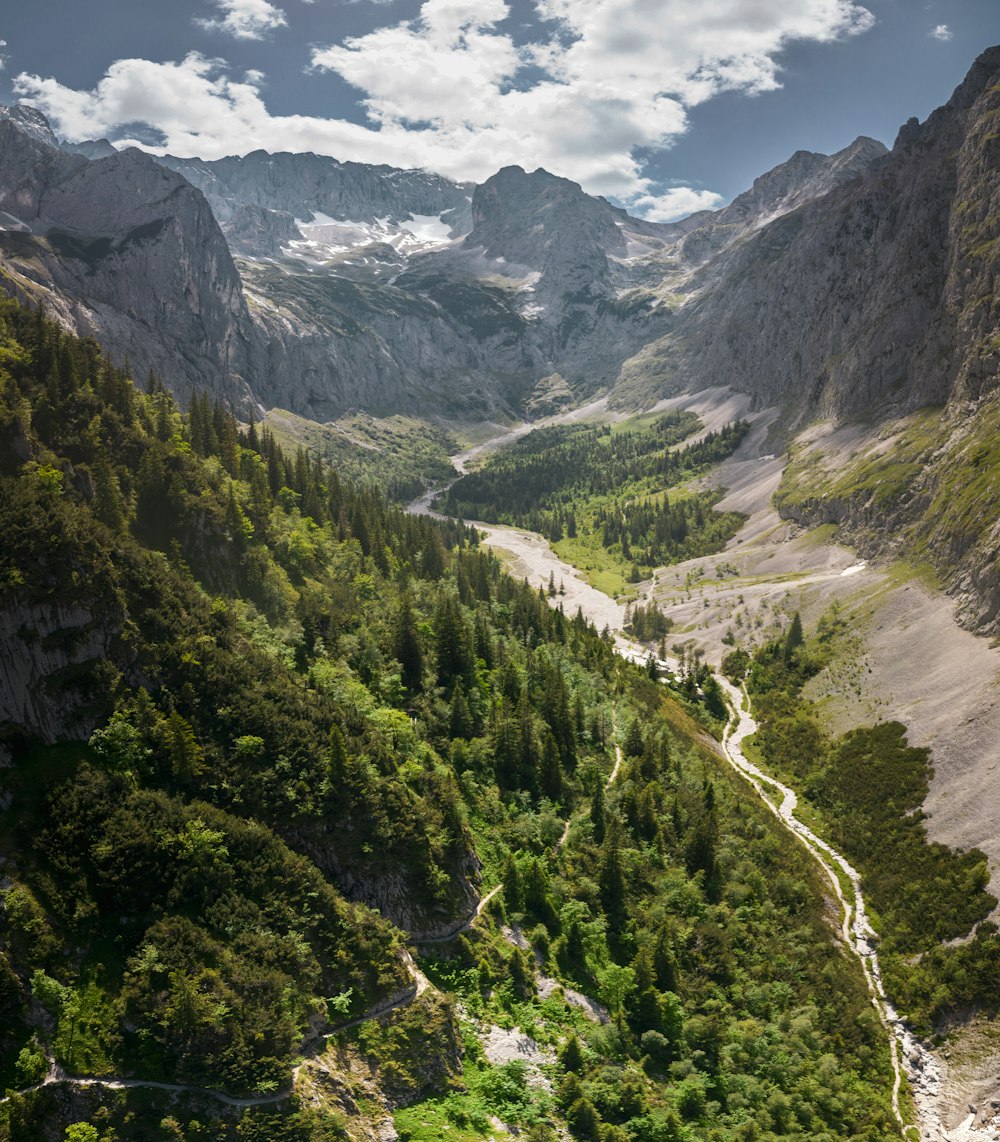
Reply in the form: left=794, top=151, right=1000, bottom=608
left=0, top=108, right=259, bottom=411
left=464, top=165, right=628, bottom=298
left=62, top=138, right=119, bottom=159
left=680, top=135, right=888, bottom=264
left=0, top=103, right=61, bottom=150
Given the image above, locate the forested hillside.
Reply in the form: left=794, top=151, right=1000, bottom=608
left=0, top=302, right=899, bottom=1139
left=439, top=415, right=749, bottom=592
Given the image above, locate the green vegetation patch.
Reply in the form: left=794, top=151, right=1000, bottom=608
left=440, top=413, right=749, bottom=593
left=264, top=408, right=458, bottom=502
left=739, top=615, right=998, bottom=1035
left=774, top=402, right=1000, bottom=615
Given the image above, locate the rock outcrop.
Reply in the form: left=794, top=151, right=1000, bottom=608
left=222, top=203, right=303, bottom=258
left=614, top=47, right=1000, bottom=427
left=0, top=117, right=260, bottom=411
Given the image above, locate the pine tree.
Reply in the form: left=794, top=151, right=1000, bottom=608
left=91, top=448, right=126, bottom=532
left=566, top=1097, right=601, bottom=1142
left=590, top=777, right=606, bottom=844
left=395, top=593, right=424, bottom=695
left=539, top=728, right=564, bottom=801
left=163, top=712, right=204, bottom=784
left=558, top=1034, right=584, bottom=1074
left=598, top=818, right=627, bottom=931
left=509, top=948, right=534, bottom=999
left=434, top=591, right=473, bottom=688
left=449, top=682, right=474, bottom=739
left=502, top=853, right=523, bottom=912
left=784, top=610, right=804, bottom=659
left=624, top=718, right=645, bottom=758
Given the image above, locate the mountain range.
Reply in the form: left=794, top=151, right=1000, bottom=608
left=2, top=49, right=998, bottom=431
left=1, top=47, right=999, bottom=630
left=0, top=82, right=916, bottom=424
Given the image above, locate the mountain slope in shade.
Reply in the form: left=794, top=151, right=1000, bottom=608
left=0, top=114, right=260, bottom=411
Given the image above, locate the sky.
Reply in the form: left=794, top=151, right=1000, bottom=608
left=1, top=0, right=998, bottom=220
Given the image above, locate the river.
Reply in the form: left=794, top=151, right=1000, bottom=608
left=407, top=425, right=971, bottom=1142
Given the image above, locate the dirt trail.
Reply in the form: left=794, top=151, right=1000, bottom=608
left=0, top=949, right=430, bottom=1113
left=556, top=709, right=624, bottom=853
left=416, top=883, right=503, bottom=945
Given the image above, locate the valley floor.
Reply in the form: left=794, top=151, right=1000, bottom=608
left=422, top=388, right=1000, bottom=1141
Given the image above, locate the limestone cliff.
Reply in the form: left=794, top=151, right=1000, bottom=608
left=0, top=118, right=260, bottom=411
left=614, top=47, right=1000, bottom=427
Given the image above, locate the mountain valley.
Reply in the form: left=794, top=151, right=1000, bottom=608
left=2, top=38, right=1000, bottom=1142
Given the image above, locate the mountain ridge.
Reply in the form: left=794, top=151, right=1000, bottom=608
left=0, top=98, right=896, bottom=424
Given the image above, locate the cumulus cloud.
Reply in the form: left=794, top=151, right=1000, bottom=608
left=196, top=0, right=287, bottom=40
left=632, top=188, right=725, bottom=223
left=929, top=24, right=953, bottom=42
left=14, top=0, right=874, bottom=220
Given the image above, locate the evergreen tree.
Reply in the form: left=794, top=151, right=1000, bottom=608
left=449, top=682, right=475, bottom=740
left=502, top=853, right=523, bottom=912
left=590, top=777, right=606, bottom=844
left=784, top=610, right=804, bottom=659
left=395, top=593, right=424, bottom=695
left=509, top=948, right=535, bottom=999
left=559, top=1034, right=584, bottom=1074
left=598, top=818, right=627, bottom=931
left=539, top=728, right=564, bottom=801
left=434, top=590, right=474, bottom=688
left=624, top=718, right=645, bottom=758
left=91, top=447, right=126, bottom=532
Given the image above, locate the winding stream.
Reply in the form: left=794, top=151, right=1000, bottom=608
left=1, top=423, right=956, bottom=1133
left=408, top=427, right=969, bottom=1142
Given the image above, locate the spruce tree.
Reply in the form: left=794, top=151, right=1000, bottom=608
left=395, top=593, right=424, bottom=695
left=539, top=728, right=564, bottom=801
left=598, top=818, right=627, bottom=931
left=590, top=775, right=606, bottom=844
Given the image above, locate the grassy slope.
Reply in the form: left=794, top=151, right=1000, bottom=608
left=775, top=398, right=1000, bottom=626
left=264, top=407, right=458, bottom=501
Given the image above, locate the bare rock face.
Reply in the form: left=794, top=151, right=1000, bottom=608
left=0, top=602, right=123, bottom=747
left=616, top=46, right=1000, bottom=427
left=0, top=120, right=261, bottom=411
left=157, top=149, right=474, bottom=231
left=679, top=136, right=889, bottom=264
left=222, top=203, right=303, bottom=257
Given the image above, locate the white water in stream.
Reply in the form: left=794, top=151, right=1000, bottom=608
left=407, top=429, right=979, bottom=1142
